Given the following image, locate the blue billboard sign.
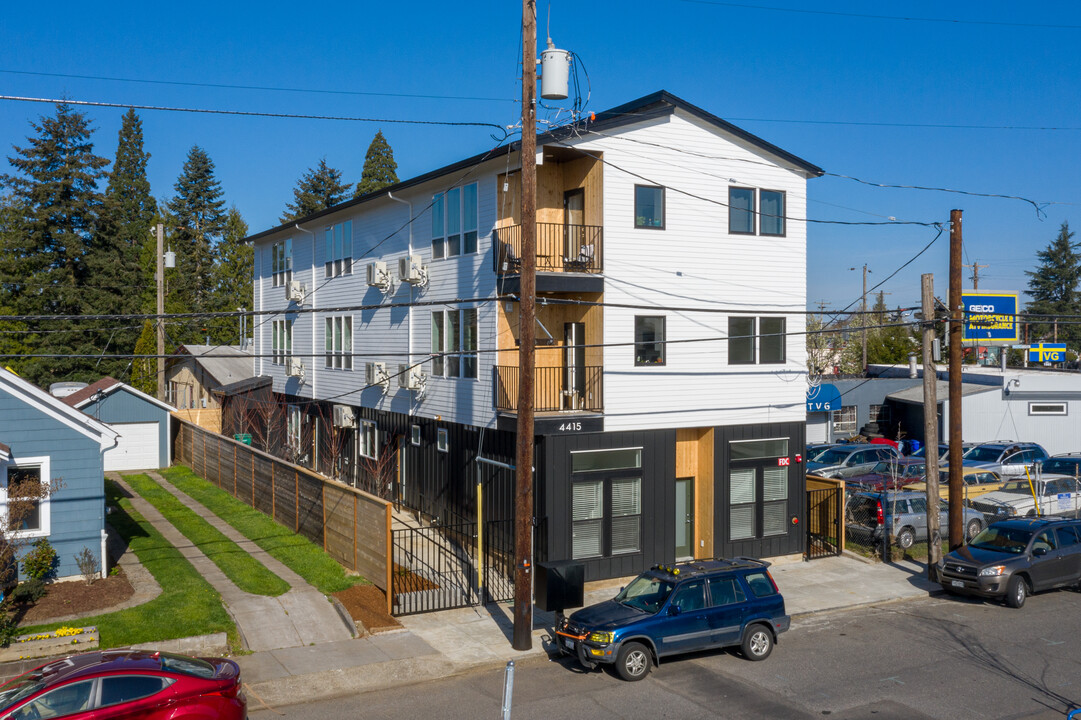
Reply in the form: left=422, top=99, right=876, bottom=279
left=1029, top=343, right=1067, bottom=363
left=807, top=383, right=842, bottom=413
left=961, top=292, right=1018, bottom=343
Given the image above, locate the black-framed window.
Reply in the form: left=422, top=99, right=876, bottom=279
left=760, top=317, right=786, bottom=364
left=432, top=183, right=478, bottom=259
left=570, top=447, right=643, bottom=560
left=729, top=316, right=786, bottom=365
left=272, top=320, right=292, bottom=365
left=324, top=316, right=353, bottom=370
left=634, top=316, right=665, bottom=366
left=729, top=187, right=755, bottom=234
left=324, top=220, right=352, bottom=278
left=634, top=185, right=665, bottom=229
left=728, top=317, right=756, bottom=364
left=272, top=239, right=293, bottom=287
left=760, top=190, right=785, bottom=236
left=431, top=309, right=478, bottom=379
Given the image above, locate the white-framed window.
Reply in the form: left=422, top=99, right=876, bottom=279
left=729, top=187, right=786, bottom=236
left=432, top=183, right=478, bottom=259
left=2, top=456, right=51, bottom=538
left=272, top=320, right=292, bottom=365
left=1029, top=402, right=1067, bottom=416
left=359, top=420, right=378, bottom=460
left=431, top=308, right=478, bottom=379
left=437, top=428, right=449, bottom=453
left=287, top=406, right=301, bottom=450
left=832, top=406, right=857, bottom=436
left=870, top=403, right=892, bottom=424
left=272, top=239, right=292, bottom=287
left=324, top=220, right=353, bottom=278
left=411, top=424, right=421, bottom=446
left=324, top=316, right=353, bottom=370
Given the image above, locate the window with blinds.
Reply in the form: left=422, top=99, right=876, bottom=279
left=571, top=475, right=642, bottom=559
left=730, top=468, right=756, bottom=540
left=611, top=478, right=641, bottom=554
left=572, top=481, right=603, bottom=559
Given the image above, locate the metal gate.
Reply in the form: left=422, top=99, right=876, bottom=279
left=391, top=518, right=517, bottom=615
left=806, top=486, right=842, bottom=560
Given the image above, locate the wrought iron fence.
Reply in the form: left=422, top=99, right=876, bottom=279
left=494, top=223, right=603, bottom=274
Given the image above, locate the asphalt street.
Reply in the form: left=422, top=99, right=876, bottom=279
left=249, top=589, right=1081, bottom=720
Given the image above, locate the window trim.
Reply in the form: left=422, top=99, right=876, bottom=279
left=1029, top=402, right=1067, bottom=416
left=633, top=184, right=666, bottom=230
left=359, top=419, right=378, bottom=460
left=634, top=315, right=666, bottom=367
left=272, top=319, right=292, bottom=365
left=324, top=315, right=353, bottom=370
left=3, top=456, right=51, bottom=539
left=832, top=406, right=857, bottom=436
left=728, top=186, right=756, bottom=235
left=728, top=317, right=756, bottom=365
left=324, top=220, right=353, bottom=278
left=271, top=239, right=293, bottom=287
left=411, top=424, right=421, bottom=446
left=286, top=406, right=301, bottom=451
left=759, top=316, right=786, bottom=364
left=437, top=429, right=449, bottom=453
left=571, top=474, right=642, bottom=560
left=430, top=308, right=478, bottom=380
left=760, top=189, right=786, bottom=237
left=432, top=182, right=479, bottom=259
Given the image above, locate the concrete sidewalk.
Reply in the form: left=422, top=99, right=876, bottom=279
left=237, top=553, right=940, bottom=709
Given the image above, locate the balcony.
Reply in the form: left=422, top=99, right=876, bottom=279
left=494, top=365, right=603, bottom=413
left=494, top=223, right=603, bottom=275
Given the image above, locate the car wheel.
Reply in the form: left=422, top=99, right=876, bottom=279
left=966, top=520, right=982, bottom=540
left=896, top=527, right=915, bottom=550
left=1005, top=575, right=1028, bottom=609
left=616, top=642, right=651, bottom=681
left=741, top=625, right=774, bottom=661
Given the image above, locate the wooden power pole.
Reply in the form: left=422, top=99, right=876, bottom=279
left=861, top=264, right=869, bottom=371
left=513, top=0, right=537, bottom=652
left=156, top=222, right=165, bottom=402
left=948, top=210, right=964, bottom=550
left=921, top=273, right=942, bottom=580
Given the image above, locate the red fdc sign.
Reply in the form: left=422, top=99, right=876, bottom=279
left=777, top=457, right=790, bottom=467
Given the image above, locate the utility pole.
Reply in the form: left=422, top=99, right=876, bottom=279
left=862, top=264, right=869, bottom=372
left=921, top=273, right=942, bottom=580
left=963, top=261, right=988, bottom=290
left=948, top=210, right=963, bottom=550
left=513, top=0, right=537, bottom=652
left=156, top=222, right=165, bottom=402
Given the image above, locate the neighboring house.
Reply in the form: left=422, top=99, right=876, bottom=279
left=166, top=345, right=254, bottom=433
left=0, top=367, right=117, bottom=580
left=245, top=91, right=822, bottom=580
left=59, top=377, right=175, bottom=472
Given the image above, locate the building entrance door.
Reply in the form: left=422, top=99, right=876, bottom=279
left=676, top=476, right=694, bottom=560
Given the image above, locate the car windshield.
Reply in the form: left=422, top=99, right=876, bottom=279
left=614, top=574, right=675, bottom=614
left=869, top=462, right=896, bottom=473
left=1041, top=459, right=1081, bottom=477
left=965, top=447, right=1004, bottom=463
left=999, top=480, right=1037, bottom=494
left=814, top=448, right=852, bottom=464
left=903, top=464, right=925, bottom=477
left=806, top=446, right=833, bottom=462
left=0, top=672, right=46, bottom=712
left=968, top=526, right=1034, bottom=554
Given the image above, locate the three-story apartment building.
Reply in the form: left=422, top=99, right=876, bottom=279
left=245, top=91, right=822, bottom=580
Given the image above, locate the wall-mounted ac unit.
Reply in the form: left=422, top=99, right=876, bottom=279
left=398, top=255, right=427, bottom=285
left=332, top=404, right=355, bottom=428
left=287, top=357, right=305, bottom=379
left=397, top=363, right=426, bottom=391
left=366, top=361, right=390, bottom=392
left=286, top=280, right=305, bottom=303
left=366, top=261, right=393, bottom=292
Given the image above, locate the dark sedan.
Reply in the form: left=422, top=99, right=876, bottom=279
left=846, top=458, right=927, bottom=491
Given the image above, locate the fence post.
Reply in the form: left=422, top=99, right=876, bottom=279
left=271, top=463, right=276, bottom=520
left=295, top=471, right=299, bottom=532
left=251, top=453, right=255, bottom=507
left=233, top=445, right=237, bottom=496
left=322, top=484, right=327, bottom=552
left=353, top=495, right=358, bottom=571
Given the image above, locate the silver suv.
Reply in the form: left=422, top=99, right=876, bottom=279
left=963, top=442, right=1048, bottom=477
left=807, top=444, right=902, bottom=479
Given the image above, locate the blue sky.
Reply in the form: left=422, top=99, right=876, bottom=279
left=2, top=1, right=1079, bottom=312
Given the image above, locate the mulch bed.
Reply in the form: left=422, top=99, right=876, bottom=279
left=391, top=563, right=439, bottom=593
left=332, top=584, right=402, bottom=633
left=11, top=569, right=134, bottom=625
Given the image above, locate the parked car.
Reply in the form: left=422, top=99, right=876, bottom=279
left=555, top=559, right=789, bottom=680
left=1039, top=453, right=1081, bottom=479
left=962, top=442, right=1048, bottom=477
left=910, top=443, right=976, bottom=461
left=805, top=443, right=837, bottom=463
left=968, top=475, right=1081, bottom=520
left=846, top=458, right=927, bottom=491
left=937, top=517, right=1081, bottom=608
left=907, top=467, right=1005, bottom=501
left=807, top=444, right=903, bottom=479
left=0, top=650, right=245, bottom=719
left=846, top=490, right=985, bottom=550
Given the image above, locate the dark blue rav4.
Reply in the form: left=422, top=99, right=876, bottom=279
left=556, top=558, right=790, bottom=680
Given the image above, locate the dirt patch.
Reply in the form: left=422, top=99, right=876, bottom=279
left=392, top=564, right=439, bottom=593
left=332, top=584, right=402, bottom=633
left=12, top=569, right=135, bottom=625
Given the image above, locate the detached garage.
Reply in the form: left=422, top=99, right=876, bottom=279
left=61, top=377, right=175, bottom=471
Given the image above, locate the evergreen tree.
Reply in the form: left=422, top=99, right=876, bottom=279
left=208, top=207, right=252, bottom=344
left=88, top=109, right=157, bottom=380
left=130, top=320, right=157, bottom=396
left=167, top=146, right=226, bottom=342
left=1025, top=221, right=1081, bottom=344
left=281, top=159, right=348, bottom=222
left=354, top=130, right=398, bottom=198
left=0, top=195, right=32, bottom=367
left=1, top=103, right=108, bottom=384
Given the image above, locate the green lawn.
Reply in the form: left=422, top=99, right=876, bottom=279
left=124, top=473, right=289, bottom=597
left=159, top=466, right=365, bottom=594
left=20, top=480, right=239, bottom=650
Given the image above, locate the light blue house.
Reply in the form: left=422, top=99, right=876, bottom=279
left=61, top=377, right=175, bottom=471
left=0, top=367, right=118, bottom=580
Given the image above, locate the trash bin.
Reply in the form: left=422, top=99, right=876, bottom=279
left=234, top=433, right=252, bottom=446
left=535, top=561, right=584, bottom=613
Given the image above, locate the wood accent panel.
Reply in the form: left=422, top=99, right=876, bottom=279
left=498, top=293, right=603, bottom=369
left=174, top=408, right=221, bottom=433
left=496, top=171, right=521, bottom=227
left=561, top=156, right=603, bottom=226
left=497, top=155, right=602, bottom=227
left=536, top=163, right=564, bottom=224
left=696, top=428, right=714, bottom=559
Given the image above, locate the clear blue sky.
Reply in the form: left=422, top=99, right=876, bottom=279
left=3, top=1, right=1079, bottom=312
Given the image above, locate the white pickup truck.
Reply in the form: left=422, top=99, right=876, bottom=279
left=969, top=475, right=1081, bottom=520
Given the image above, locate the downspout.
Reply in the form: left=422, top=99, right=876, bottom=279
left=295, top=223, right=317, bottom=399
left=386, top=192, right=414, bottom=416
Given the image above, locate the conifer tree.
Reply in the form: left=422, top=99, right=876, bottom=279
left=354, top=130, right=399, bottom=198
left=208, top=207, right=252, bottom=345
left=1, top=102, right=108, bottom=384
left=1025, top=221, right=1081, bottom=344
left=167, top=146, right=226, bottom=342
left=130, top=320, right=157, bottom=396
left=281, top=159, right=348, bottom=222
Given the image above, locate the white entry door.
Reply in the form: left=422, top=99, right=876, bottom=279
left=103, top=422, right=160, bottom=471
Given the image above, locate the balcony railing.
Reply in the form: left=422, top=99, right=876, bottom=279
left=494, top=365, right=603, bottom=412
left=494, top=223, right=603, bottom=274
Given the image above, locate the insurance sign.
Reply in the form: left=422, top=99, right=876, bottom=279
left=961, top=292, right=1018, bottom=342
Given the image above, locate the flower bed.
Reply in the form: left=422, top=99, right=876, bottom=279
left=0, top=626, right=99, bottom=662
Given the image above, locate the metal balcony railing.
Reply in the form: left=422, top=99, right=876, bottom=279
left=494, top=365, right=603, bottom=412
left=493, top=223, right=603, bottom=274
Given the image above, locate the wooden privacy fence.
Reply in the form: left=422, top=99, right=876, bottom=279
left=173, top=418, right=392, bottom=613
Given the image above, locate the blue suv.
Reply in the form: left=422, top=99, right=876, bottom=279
left=555, top=558, right=789, bottom=680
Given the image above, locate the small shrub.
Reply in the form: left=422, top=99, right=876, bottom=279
left=74, top=547, right=100, bottom=586
left=0, top=615, right=18, bottom=648
left=22, top=538, right=58, bottom=581
left=10, top=578, right=46, bottom=603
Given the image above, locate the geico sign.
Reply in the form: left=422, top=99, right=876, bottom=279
left=968, top=305, right=997, bottom=312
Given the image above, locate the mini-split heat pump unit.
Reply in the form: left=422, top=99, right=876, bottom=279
left=398, top=363, right=425, bottom=391
left=398, top=255, right=425, bottom=285
left=366, top=261, right=393, bottom=292
left=332, top=404, right=355, bottom=428
left=287, top=357, right=305, bottom=379
left=366, top=362, right=390, bottom=392
left=286, top=280, right=305, bottom=303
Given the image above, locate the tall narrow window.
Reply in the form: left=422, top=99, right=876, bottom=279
left=634, top=316, right=666, bottom=366
left=610, top=477, right=642, bottom=554
left=287, top=405, right=301, bottom=450
left=462, top=308, right=478, bottom=378
left=729, top=468, right=756, bottom=540
left=728, top=317, right=756, bottom=364
left=324, top=316, right=352, bottom=369
left=324, top=220, right=352, bottom=277
left=760, top=190, right=785, bottom=236
left=634, top=185, right=665, bottom=229
left=572, top=480, right=604, bottom=559
left=432, top=183, right=478, bottom=258
left=729, top=187, right=755, bottom=234
left=431, top=312, right=445, bottom=376
left=759, top=317, right=786, bottom=364
left=272, top=239, right=292, bottom=287
left=463, top=183, right=478, bottom=253
left=359, top=420, right=378, bottom=460
left=272, top=320, right=292, bottom=365
left=446, top=187, right=461, bottom=257
left=431, top=309, right=478, bottom=379
left=446, top=309, right=460, bottom=378
left=431, top=193, right=446, bottom=260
